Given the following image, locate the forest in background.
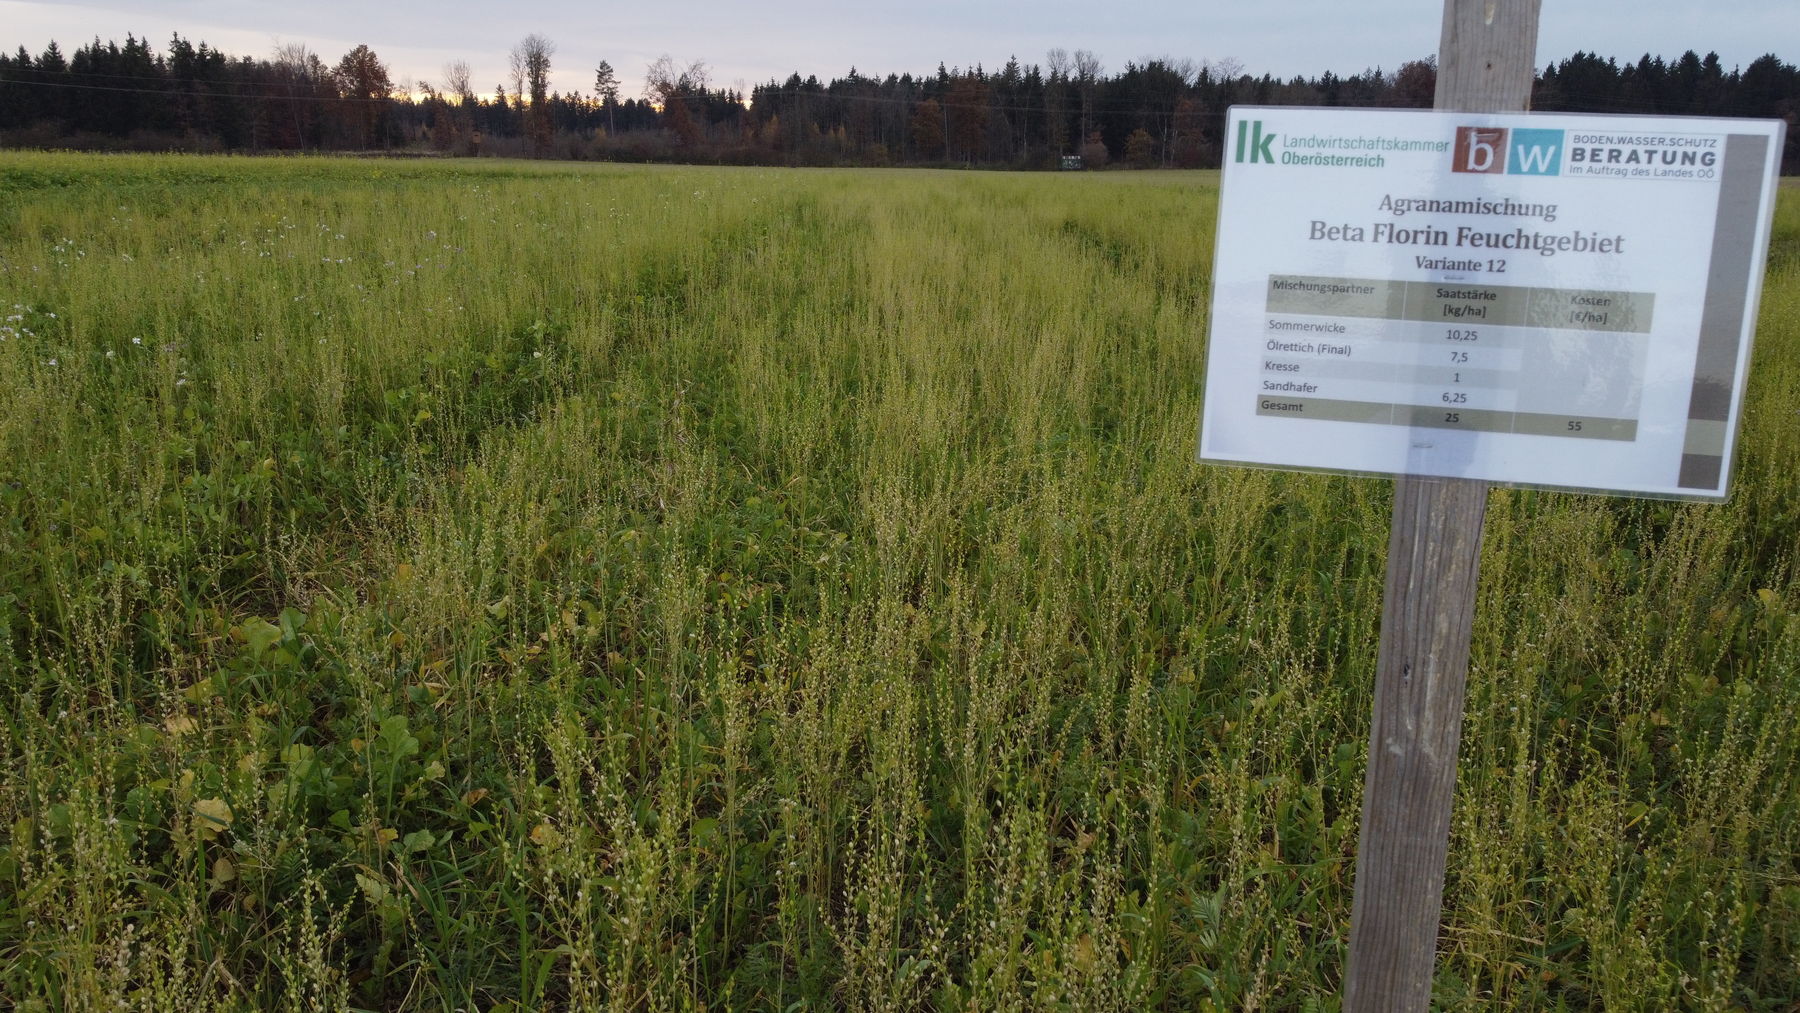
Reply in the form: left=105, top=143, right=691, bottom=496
left=2, top=34, right=1796, bottom=171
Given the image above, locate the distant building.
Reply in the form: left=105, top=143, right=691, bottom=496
left=1060, top=154, right=1084, bottom=171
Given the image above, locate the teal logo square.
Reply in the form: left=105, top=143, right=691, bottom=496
left=1507, top=128, right=1564, bottom=175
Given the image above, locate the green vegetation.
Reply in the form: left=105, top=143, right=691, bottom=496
left=0, top=152, right=1796, bottom=1011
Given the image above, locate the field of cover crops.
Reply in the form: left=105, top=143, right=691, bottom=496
left=0, top=153, right=1797, bottom=1011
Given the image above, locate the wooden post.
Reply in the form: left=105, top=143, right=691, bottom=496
left=1342, top=476, right=1489, bottom=1009
left=1342, top=2, right=1541, bottom=1009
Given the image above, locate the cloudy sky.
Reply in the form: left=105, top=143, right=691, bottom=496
left=3, top=0, right=1793, bottom=100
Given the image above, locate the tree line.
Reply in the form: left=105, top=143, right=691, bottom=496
left=2, top=35, right=1795, bottom=171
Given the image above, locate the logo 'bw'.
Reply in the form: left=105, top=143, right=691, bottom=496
left=1237, top=120, right=1276, bottom=163
left=1452, top=126, right=1564, bottom=175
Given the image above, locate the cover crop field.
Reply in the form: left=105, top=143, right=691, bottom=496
left=0, top=153, right=1796, bottom=1011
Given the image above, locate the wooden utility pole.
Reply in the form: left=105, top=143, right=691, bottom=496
left=1341, top=2, right=1541, bottom=1010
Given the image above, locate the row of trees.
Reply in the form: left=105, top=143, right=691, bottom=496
left=2, top=35, right=1795, bottom=171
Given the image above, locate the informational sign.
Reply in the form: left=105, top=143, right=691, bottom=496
left=1198, top=107, right=1785, bottom=499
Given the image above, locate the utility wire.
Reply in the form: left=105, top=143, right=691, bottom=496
left=2, top=71, right=1742, bottom=120
left=2, top=76, right=397, bottom=104
left=6, top=67, right=1277, bottom=116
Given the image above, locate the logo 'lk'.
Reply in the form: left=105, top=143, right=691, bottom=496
left=1236, top=120, right=1276, bottom=163
left=1452, top=126, right=1564, bottom=175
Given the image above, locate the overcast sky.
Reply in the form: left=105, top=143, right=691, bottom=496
left=4, top=1, right=1793, bottom=100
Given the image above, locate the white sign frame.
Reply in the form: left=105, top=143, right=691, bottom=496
left=1198, top=106, right=1785, bottom=500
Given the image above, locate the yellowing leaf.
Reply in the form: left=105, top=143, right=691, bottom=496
left=192, top=798, right=233, bottom=838
left=211, top=856, right=236, bottom=885
left=530, top=823, right=562, bottom=848
left=164, top=713, right=197, bottom=736
left=1072, top=933, right=1097, bottom=972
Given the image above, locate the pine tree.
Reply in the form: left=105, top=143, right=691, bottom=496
left=594, top=60, right=619, bottom=134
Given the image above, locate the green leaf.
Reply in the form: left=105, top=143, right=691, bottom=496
left=278, top=607, right=308, bottom=641
left=239, top=617, right=281, bottom=660
left=377, top=715, right=419, bottom=759
left=356, top=872, right=389, bottom=902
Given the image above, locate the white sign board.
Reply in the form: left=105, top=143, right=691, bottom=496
left=1198, top=107, right=1785, bottom=499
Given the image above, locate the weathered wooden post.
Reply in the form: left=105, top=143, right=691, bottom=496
left=1341, top=4, right=1538, bottom=1008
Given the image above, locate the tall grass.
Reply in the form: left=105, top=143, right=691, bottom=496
left=0, top=151, right=1796, bottom=1010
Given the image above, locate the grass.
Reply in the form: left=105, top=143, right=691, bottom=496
left=0, top=150, right=1796, bottom=1011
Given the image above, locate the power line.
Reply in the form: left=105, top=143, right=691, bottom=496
left=1, top=68, right=1776, bottom=124
left=3, top=73, right=1176, bottom=117
left=1, top=76, right=391, bottom=104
